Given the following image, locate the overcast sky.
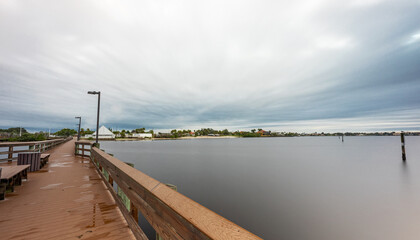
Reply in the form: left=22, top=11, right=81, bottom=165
left=1, top=0, right=420, bottom=132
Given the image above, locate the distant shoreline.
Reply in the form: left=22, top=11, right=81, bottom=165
left=85, top=135, right=240, bottom=142
left=156, top=136, right=239, bottom=140
left=80, top=134, right=420, bottom=142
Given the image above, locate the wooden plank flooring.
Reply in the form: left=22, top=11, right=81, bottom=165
left=0, top=139, right=135, bottom=240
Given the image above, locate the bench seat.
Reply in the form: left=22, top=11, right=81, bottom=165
left=41, top=154, right=50, bottom=167
left=0, top=165, right=30, bottom=200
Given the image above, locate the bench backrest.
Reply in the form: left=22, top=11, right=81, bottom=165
left=18, top=153, right=41, bottom=172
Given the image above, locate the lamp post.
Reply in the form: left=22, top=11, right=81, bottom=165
left=75, top=117, right=81, bottom=141
left=87, top=91, right=100, bottom=145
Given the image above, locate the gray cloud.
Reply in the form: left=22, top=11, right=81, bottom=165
left=1, top=0, right=420, bottom=132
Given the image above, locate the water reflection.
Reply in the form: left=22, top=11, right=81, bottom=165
left=400, top=160, right=411, bottom=193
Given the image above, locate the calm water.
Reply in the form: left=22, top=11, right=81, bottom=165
left=101, top=136, right=420, bottom=240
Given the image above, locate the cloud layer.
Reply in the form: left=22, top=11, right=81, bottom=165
left=1, top=0, right=420, bottom=132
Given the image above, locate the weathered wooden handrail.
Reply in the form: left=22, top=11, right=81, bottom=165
left=0, top=137, right=72, bottom=162
left=75, top=140, right=92, bottom=158
left=87, top=146, right=262, bottom=240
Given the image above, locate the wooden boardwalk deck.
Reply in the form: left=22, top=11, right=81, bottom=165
left=0, top=139, right=135, bottom=240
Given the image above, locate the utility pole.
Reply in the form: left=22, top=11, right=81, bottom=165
left=88, top=91, right=101, bottom=145
left=75, top=117, right=81, bottom=141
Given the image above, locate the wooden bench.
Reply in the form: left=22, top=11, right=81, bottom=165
left=0, top=168, right=3, bottom=200
left=41, top=154, right=50, bottom=168
left=18, top=153, right=41, bottom=172
left=0, top=165, right=30, bottom=200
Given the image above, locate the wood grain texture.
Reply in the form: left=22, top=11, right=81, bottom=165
left=90, top=154, right=148, bottom=240
left=0, top=165, right=30, bottom=179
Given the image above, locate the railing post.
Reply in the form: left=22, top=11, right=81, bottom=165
left=156, top=183, right=178, bottom=240
left=8, top=146, right=13, bottom=162
left=108, top=175, right=113, bottom=186
left=130, top=202, right=138, bottom=223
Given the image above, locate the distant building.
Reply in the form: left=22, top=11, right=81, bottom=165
left=156, top=132, right=172, bottom=138
left=257, top=130, right=271, bottom=136
left=87, top=126, right=115, bottom=139
left=131, top=133, right=153, bottom=138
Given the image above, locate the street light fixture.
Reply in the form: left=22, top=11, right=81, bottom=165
left=75, top=117, right=81, bottom=141
left=87, top=91, right=101, bottom=145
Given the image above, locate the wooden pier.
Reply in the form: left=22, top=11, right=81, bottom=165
left=0, top=139, right=135, bottom=239
left=0, top=139, right=262, bottom=239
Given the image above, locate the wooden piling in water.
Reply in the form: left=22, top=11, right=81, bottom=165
left=401, top=131, right=406, bottom=161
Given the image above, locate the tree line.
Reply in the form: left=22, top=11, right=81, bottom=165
left=0, top=128, right=47, bottom=142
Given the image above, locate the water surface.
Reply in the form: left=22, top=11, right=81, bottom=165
left=101, top=136, right=420, bottom=240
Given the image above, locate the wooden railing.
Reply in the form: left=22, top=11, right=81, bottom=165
left=0, top=137, right=72, bottom=162
left=77, top=142, right=262, bottom=240
left=75, top=140, right=92, bottom=157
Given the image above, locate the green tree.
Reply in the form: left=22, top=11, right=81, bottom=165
left=7, top=132, right=47, bottom=142
left=83, top=128, right=94, bottom=135
left=135, top=128, right=146, bottom=133
left=55, top=128, right=77, bottom=137
left=0, top=127, right=28, bottom=135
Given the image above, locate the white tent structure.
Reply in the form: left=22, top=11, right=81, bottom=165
left=92, top=126, right=115, bottom=139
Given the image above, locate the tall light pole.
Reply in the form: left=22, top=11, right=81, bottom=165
left=87, top=91, right=100, bottom=145
left=75, top=117, right=81, bottom=141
